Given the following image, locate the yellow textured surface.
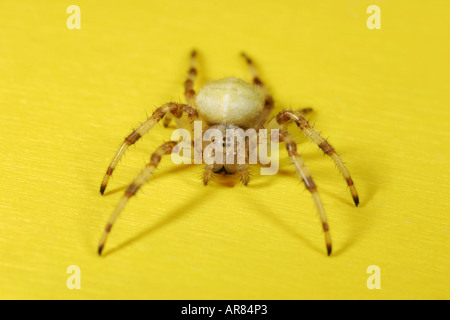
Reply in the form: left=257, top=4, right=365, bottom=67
left=0, top=1, right=449, bottom=300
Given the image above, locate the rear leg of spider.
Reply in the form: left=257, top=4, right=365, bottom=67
left=241, top=52, right=274, bottom=128
left=184, top=49, right=198, bottom=106
left=162, top=51, right=198, bottom=128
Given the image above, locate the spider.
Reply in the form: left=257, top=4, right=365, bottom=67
left=98, top=50, right=359, bottom=256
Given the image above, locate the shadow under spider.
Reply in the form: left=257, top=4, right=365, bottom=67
left=101, top=187, right=212, bottom=257
left=101, top=164, right=195, bottom=196
left=100, top=151, right=376, bottom=257
left=100, top=165, right=271, bottom=256
left=250, top=199, right=326, bottom=256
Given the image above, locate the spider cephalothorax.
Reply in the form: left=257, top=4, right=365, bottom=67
left=98, top=51, right=359, bottom=256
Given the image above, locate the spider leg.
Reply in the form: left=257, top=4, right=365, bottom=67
left=267, top=110, right=359, bottom=206
left=241, top=52, right=274, bottom=128
left=280, top=130, right=332, bottom=255
left=162, top=113, right=174, bottom=128
left=184, top=50, right=198, bottom=106
left=100, top=102, right=198, bottom=194
left=238, top=140, right=252, bottom=185
left=237, top=163, right=250, bottom=185
left=203, top=164, right=215, bottom=185
left=98, top=141, right=179, bottom=255
left=163, top=50, right=197, bottom=128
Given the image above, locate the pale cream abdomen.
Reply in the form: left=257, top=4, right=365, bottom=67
left=195, top=77, right=264, bottom=127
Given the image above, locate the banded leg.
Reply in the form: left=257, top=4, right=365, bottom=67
left=184, top=50, right=198, bottom=106
left=267, top=110, right=359, bottom=206
left=280, top=131, right=332, bottom=255
left=241, top=52, right=274, bottom=127
left=98, top=141, right=179, bottom=255
left=163, top=51, right=198, bottom=127
left=100, top=102, right=198, bottom=194
left=162, top=113, right=174, bottom=128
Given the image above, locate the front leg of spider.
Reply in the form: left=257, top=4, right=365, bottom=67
left=280, top=130, right=332, bottom=255
left=99, top=102, right=198, bottom=195
left=267, top=110, right=359, bottom=207
left=98, top=141, right=181, bottom=255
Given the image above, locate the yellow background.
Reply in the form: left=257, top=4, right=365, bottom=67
left=0, top=0, right=449, bottom=299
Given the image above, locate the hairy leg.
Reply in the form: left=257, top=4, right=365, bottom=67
left=98, top=141, right=179, bottom=255
left=237, top=164, right=250, bottom=185
left=241, top=52, right=274, bottom=128
left=100, top=103, right=198, bottom=194
left=184, top=50, right=198, bottom=106
left=267, top=110, right=359, bottom=206
left=280, top=130, right=332, bottom=255
left=203, top=164, right=215, bottom=185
